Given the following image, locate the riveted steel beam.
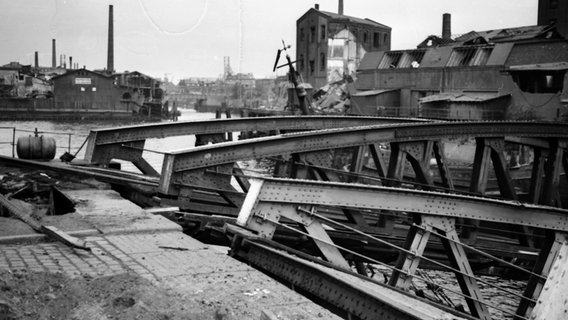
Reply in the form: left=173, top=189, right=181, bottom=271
left=243, top=177, right=568, bottom=232
left=160, top=122, right=568, bottom=176
left=239, top=241, right=471, bottom=320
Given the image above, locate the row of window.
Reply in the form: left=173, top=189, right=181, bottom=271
left=378, top=46, right=495, bottom=69
left=299, top=25, right=388, bottom=48
left=298, top=53, right=327, bottom=75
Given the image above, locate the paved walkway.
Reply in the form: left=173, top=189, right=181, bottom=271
left=0, top=188, right=340, bottom=319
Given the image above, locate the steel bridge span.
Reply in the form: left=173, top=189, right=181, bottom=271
left=79, top=117, right=568, bottom=320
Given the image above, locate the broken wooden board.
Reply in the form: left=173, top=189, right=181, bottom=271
left=0, top=194, right=90, bottom=251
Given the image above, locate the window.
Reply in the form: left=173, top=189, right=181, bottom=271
left=299, top=54, right=304, bottom=72
left=310, top=27, right=316, bottom=43
left=373, top=32, right=381, bottom=48
left=300, top=28, right=305, bottom=42
left=92, top=87, right=97, bottom=91
left=363, top=31, right=368, bottom=43
left=320, top=25, right=326, bottom=40
left=397, top=51, right=426, bottom=68
left=383, top=33, right=388, bottom=46
left=378, top=52, right=403, bottom=69
left=447, top=46, right=494, bottom=67
left=511, top=70, right=566, bottom=94
left=309, top=60, right=315, bottom=75
left=447, top=47, right=478, bottom=67
left=320, top=53, right=326, bottom=71
left=551, top=0, right=558, bottom=9
left=80, top=87, right=85, bottom=92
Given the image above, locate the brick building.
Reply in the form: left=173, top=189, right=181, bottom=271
left=296, top=2, right=391, bottom=89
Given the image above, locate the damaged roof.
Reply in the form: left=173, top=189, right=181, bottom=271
left=319, top=10, right=391, bottom=29
left=419, top=92, right=510, bottom=103
left=298, top=8, right=390, bottom=30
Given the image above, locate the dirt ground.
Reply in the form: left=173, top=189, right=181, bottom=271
left=0, top=270, right=229, bottom=320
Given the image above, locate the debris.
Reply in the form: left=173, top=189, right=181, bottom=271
left=0, top=193, right=90, bottom=251
left=158, top=246, right=189, bottom=251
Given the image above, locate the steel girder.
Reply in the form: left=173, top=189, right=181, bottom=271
left=234, top=177, right=568, bottom=320
left=83, top=116, right=424, bottom=166
left=235, top=240, right=471, bottom=320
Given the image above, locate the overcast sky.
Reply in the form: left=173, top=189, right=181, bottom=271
left=0, top=0, right=537, bottom=82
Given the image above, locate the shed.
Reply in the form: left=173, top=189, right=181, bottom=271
left=350, top=89, right=400, bottom=116
left=419, top=92, right=510, bottom=120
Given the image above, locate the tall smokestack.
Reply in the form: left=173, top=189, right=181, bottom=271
left=338, top=0, right=344, bottom=15
left=107, top=5, right=114, bottom=73
left=315, top=4, right=319, bottom=10
left=69, top=56, right=73, bottom=70
left=442, top=13, right=451, bottom=41
left=34, top=51, right=39, bottom=69
left=52, top=39, right=56, bottom=68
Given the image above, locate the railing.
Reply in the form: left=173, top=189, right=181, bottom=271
left=0, top=127, right=89, bottom=159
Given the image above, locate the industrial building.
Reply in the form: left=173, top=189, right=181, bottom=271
left=296, top=1, right=391, bottom=89
left=353, top=14, right=568, bottom=121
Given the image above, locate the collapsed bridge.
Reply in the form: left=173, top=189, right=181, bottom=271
left=78, top=116, right=568, bottom=320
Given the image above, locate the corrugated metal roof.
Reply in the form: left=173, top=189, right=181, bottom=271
left=352, top=89, right=399, bottom=97
left=420, top=92, right=510, bottom=103
left=508, top=62, right=568, bottom=71
left=319, top=10, right=391, bottom=29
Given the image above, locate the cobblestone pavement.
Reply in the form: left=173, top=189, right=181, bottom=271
left=0, top=231, right=340, bottom=319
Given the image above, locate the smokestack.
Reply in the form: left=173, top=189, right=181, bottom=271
left=52, top=39, right=56, bottom=68
left=34, top=51, right=39, bottom=69
left=315, top=4, right=319, bottom=10
left=107, top=5, right=114, bottom=73
left=338, top=0, right=344, bottom=15
left=442, top=13, right=451, bottom=41
left=69, top=56, right=73, bottom=70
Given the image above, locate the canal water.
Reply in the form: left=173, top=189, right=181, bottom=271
left=0, top=109, right=217, bottom=172
left=0, top=109, right=527, bottom=318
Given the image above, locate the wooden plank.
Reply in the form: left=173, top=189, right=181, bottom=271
left=0, top=194, right=90, bottom=251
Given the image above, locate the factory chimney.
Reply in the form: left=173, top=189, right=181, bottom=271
left=107, top=5, right=114, bottom=73
left=34, top=51, right=39, bottom=69
left=315, top=4, right=319, bottom=10
left=442, top=13, right=451, bottom=41
left=338, top=0, right=344, bottom=15
left=52, top=39, right=56, bottom=68
left=69, top=57, right=73, bottom=70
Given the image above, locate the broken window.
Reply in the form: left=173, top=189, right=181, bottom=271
left=373, top=32, right=381, bottom=48
left=328, top=39, right=345, bottom=58
left=510, top=70, right=566, bottom=94
left=320, top=25, right=326, bottom=40
left=378, top=52, right=403, bottom=69
left=320, top=53, right=326, bottom=71
left=397, top=50, right=426, bottom=68
left=447, top=47, right=479, bottom=67
left=470, top=47, right=493, bottom=66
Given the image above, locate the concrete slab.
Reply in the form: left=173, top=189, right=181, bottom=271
left=65, top=189, right=182, bottom=235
